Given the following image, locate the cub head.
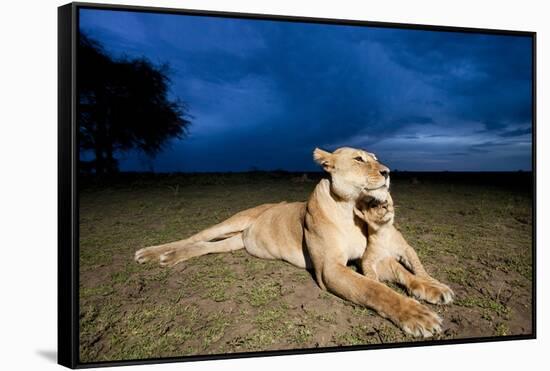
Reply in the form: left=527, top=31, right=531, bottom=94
left=313, top=147, right=390, bottom=202
left=354, top=194, right=395, bottom=231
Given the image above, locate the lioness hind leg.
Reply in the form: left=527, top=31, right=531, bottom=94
left=134, top=230, right=240, bottom=264
left=378, top=257, right=454, bottom=305
left=135, top=203, right=280, bottom=264
left=134, top=222, right=246, bottom=264
left=135, top=243, right=181, bottom=264
left=159, top=234, right=245, bottom=267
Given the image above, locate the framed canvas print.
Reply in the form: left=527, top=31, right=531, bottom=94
left=58, top=2, right=536, bottom=368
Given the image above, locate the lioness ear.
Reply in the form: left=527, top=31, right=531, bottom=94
left=313, top=148, right=334, bottom=172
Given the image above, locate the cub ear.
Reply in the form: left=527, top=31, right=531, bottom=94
left=313, top=147, right=334, bottom=172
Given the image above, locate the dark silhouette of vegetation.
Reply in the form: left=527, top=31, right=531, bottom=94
left=78, top=33, right=191, bottom=175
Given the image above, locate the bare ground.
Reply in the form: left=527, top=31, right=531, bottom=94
left=78, top=172, right=533, bottom=363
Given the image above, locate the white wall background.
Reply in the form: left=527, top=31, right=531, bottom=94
left=0, top=0, right=545, bottom=369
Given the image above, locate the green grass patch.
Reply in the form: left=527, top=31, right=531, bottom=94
left=248, top=281, right=281, bottom=307
left=333, top=325, right=379, bottom=346
left=454, top=296, right=511, bottom=320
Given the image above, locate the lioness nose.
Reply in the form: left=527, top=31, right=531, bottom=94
left=380, top=169, right=390, bottom=179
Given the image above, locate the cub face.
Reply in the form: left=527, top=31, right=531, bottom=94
left=354, top=194, right=395, bottom=229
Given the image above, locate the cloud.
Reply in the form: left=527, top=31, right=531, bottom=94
left=499, top=127, right=532, bottom=137
left=79, top=9, right=533, bottom=172
left=392, top=116, right=434, bottom=125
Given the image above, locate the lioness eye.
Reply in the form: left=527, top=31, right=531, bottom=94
left=354, top=156, right=365, bottom=162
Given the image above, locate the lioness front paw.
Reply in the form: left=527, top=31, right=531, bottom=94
left=410, top=278, right=454, bottom=305
left=396, top=298, right=443, bottom=338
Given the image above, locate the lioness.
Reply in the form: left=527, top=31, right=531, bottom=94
left=135, top=147, right=445, bottom=337
left=354, top=195, right=454, bottom=336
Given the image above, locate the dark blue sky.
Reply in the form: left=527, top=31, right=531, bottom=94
left=80, top=8, right=533, bottom=172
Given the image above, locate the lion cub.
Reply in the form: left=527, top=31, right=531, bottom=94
left=355, top=195, right=454, bottom=306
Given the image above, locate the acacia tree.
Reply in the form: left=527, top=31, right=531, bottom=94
left=78, top=34, right=191, bottom=175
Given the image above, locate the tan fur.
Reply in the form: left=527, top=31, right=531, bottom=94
left=134, top=147, right=445, bottom=337
left=354, top=194, right=455, bottom=337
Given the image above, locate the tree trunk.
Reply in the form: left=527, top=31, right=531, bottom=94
left=94, top=146, right=105, bottom=175
left=105, top=144, right=118, bottom=174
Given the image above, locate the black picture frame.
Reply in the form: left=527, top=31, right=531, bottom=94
left=58, top=2, right=537, bottom=368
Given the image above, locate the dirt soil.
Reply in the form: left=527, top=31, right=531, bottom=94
left=78, top=172, right=533, bottom=363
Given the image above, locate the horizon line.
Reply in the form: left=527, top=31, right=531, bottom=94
left=79, top=169, right=533, bottom=174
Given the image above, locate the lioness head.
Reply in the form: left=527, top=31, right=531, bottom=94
left=313, top=147, right=390, bottom=201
